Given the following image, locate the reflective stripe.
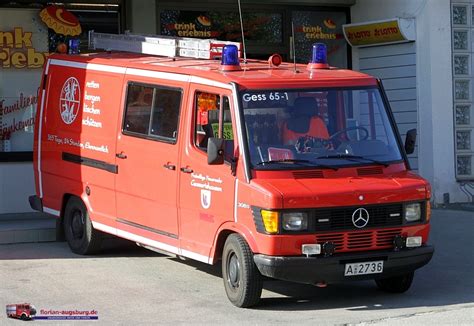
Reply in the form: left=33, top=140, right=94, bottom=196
left=92, top=221, right=212, bottom=264
left=49, top=59, right=232, bottom=90
left=37, top=60, right=50, bottom=198
left=49, top=59, right=126, bottom=74
left=126, top=67, right=190, bottom=82
left=43, top=207, right=60, bottom=216
left=234, top=179, right=239, bottom=223
left=231, top=82, right=250, bottom=182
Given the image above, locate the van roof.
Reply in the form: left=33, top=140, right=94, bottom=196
left=51, top=52, right=378, bottom=89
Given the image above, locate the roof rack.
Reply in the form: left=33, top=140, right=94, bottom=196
left=88, top=31, right=241, bottom=60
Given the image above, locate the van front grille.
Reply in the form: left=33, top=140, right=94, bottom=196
left=315, top=228, right=402, bottom=252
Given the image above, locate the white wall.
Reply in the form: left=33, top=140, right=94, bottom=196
left=0, top=163, right=35, bottom=213
left=352, top=0, right=464, bottom=204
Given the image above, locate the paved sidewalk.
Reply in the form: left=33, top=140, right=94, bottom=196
left=0, top=212, right=56, bottom=244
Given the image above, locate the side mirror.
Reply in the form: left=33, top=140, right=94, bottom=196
left=404, top=129, right=417, bottom=155
left=207, top=137, right=224, bottom=165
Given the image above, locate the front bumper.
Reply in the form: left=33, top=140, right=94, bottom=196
left=254, top=245, right=434, bottom=284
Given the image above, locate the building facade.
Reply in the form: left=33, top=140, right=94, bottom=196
left=0, top=0, right=471, bottom=215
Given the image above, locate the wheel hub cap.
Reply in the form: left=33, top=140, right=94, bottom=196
left=71, top=210, right=84, bottom=239
left=228, top=254, right=240, bottom=288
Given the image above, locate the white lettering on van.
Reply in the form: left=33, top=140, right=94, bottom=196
left=191, top=172, right=223, bottom=184
left=86, top=81, right=100, bottom=89
left=47, top=133, right=108, bottom=153
left=83, top=104, right=101, bottom=115
left=84, top=142, right=109, bottom=153
left=82, top=117, right=102, bottom=128
left=84, top=92, right=101, bottom=103
left=190, top=172, right=223, bottom=192
left=190, top=180, right=222, bottom=192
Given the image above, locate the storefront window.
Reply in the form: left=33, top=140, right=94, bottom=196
left=0, top=6, right=120, bottom=161
left=160, top=10, right=282, bottom=44
left=292, top=11, right=348, bottom=67
left=0, top=9, right=48, bottom=158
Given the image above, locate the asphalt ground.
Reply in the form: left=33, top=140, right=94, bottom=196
left=0, top=209, right=473, bottom=325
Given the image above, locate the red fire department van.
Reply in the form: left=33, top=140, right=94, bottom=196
left=30, top=32, right=433, bottom=307
left=6, top=303, right=37, bottom=320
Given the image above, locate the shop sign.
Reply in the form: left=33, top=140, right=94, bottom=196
left=292, top=11, right=347, bottom=67
left=0, top=27, right=49, bottom=68
left=343, top=18, right=415, bottom=47
left=161, top=10, right=282, bottom=44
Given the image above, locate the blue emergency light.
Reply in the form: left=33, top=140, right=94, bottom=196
left=221, top=45, right=241, bottom=71
left=308, top=43, right=329, bottom=70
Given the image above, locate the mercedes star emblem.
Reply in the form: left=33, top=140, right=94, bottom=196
left=352, top=208, right=370, bottom=228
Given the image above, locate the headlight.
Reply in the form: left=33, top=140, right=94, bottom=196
left=282, top=212, right=308, bottom=231
left=405, top=203, right=421, bottom=222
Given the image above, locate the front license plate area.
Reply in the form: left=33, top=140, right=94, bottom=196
left=344, top=260, right=383, bottom=276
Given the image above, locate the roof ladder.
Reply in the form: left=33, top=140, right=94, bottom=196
left=88, top=31, right=241, bottom=59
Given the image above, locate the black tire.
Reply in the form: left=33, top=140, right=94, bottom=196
left=222, top=234, right=263, bottom=308
left=20, top=313, right=27, bottom=320
left=375, top=271, right=414, bottom=293
left=64, top=197, right=102, bottom=255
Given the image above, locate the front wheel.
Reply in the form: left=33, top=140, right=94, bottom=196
left=64, top=197, right=102, bottom=255
left=222, top=234, right=263, bottom=308
left=375, top=272, right=414, bottom=293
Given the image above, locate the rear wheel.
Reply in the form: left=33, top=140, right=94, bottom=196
left=375, top=272, right=414, bottom=293
left=64, top=197, right=102, bottom=255
left=222, top=234, right=263, bottom=308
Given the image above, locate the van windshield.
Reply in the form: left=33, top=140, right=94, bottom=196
left=240, top=87, right=403, bottom=169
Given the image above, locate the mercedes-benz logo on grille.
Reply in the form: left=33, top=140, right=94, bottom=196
left=352, top=208, right=370, bottom=228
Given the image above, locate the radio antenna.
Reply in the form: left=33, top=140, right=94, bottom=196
left=291, top=21, right=297, bottom=73
left=237, top=0, right=247, bottom=63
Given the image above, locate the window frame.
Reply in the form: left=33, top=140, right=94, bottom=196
left=193, top=90, right=235, bottom=162
left=122, top=81, right=183, bottom=145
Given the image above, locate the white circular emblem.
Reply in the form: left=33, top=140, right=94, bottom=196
left=359, top=195, right=364, bottom=201
left=59, top=77, right=81, bottom=124
left=352, top=208, right=370, bottom=228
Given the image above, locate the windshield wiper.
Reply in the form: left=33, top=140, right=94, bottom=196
left=315, top=154, right=390, bottom=167
left=256, top=159, right=338, bottom=170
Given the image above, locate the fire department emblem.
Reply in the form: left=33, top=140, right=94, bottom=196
left=201, top=189, right=211, bottom=209
left=59, top=77, right=81, bottom=124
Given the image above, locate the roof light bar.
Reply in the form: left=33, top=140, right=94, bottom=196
left=307, top=43, right=329, bottom=70
left=220, top=45, right=241, bottom=71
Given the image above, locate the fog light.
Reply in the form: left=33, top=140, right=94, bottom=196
left=393, top=235, right=406, bottom=250
left=302, top=244, right=321, bottom=257
left=322, top=241, right=336, bottom=256
left=406, top=236, right=422, bottom=248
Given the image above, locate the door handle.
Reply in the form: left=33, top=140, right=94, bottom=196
left=163, top=163, right=176, bottom=170
left=116, top=152, right=127, bottom=159
left=180, top=167, right=193, bottom=173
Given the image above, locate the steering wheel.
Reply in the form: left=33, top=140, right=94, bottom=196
left=329, top=126, right=369, bottom=142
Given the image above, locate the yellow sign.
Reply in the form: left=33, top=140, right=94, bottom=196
left=0, top=27, right=49, bottom=68
left=211, top=122, right=233, bottom=140
left=343, top=19, right=415, bottom=47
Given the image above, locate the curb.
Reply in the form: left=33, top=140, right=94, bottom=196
left=0, top=212, right=57, bottom=245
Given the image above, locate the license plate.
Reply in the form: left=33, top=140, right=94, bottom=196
left=344, top=260, right=383, bottom=276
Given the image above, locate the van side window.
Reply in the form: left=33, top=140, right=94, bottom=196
left=123, top=83, right=182, bottom=141
left=194, top=92, right=234, bottom=161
